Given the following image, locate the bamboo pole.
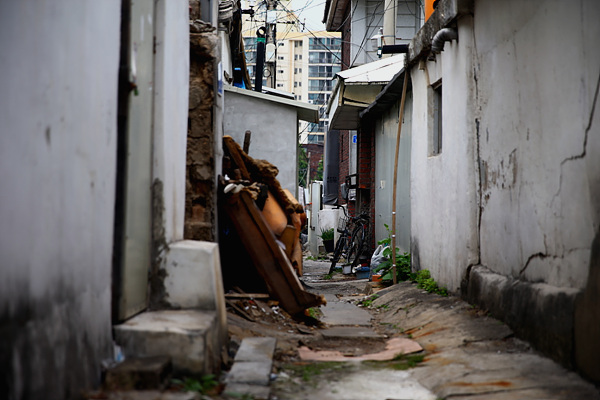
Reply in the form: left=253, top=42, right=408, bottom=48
left=391, top=68, right=409, bottom=285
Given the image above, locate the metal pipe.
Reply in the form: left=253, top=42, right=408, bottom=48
left=431, top=27, right=457, bottom=53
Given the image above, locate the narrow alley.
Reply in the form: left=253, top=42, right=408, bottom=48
left=3, top=1, right=600, bottom=399
left=221, top=259, right=600, bottom=400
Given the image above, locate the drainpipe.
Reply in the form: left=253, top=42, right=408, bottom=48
left=431, top=27, right=458, bottom=53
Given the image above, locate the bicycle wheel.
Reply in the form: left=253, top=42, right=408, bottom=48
left=328, top=235, right=347, bottom=274
left=346, top=226, right=364, bottom=270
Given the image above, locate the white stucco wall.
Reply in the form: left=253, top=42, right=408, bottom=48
left=474, top=0, right=600, bottom=289
left=374, top=93, right=412, bottom=252
left=0, top=1, right=121, bottom=398
left=153, top=0, right=189, bottom=242
left=223, top=88, right=299, bottom=196
left=410, top=0, right=600, bottom=292
left=410, top=16, right=479, bottom=291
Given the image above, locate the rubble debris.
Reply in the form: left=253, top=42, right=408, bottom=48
left=219, top=136, right=325, bottom=316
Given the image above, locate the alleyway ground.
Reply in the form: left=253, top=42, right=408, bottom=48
left=226, top=259, right=600, bottom=400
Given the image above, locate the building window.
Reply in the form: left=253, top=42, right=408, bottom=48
left=298, top=68, right=302, bottom=73
left=309, top=79, right=332, bottom=91
left=277, top=83, right=284, bottom=88
left=278, top=56, right=284, bottom=60
left=430, top=82, right=442, bottom=156
left=278, top=69, right=284, bottom=74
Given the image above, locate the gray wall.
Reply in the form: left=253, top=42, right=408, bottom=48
left=408, top=0, right=600, bottom=376
left=374, top=93, right=412, bottom=252
left=0, top=1, right=121, bottom=398
left=410, top=15, right=479, bottom=291
left=411, top=0, right=600, bottom=292
left=474, top=0, right=599, bottom=289
left=224, top=89, right=299, bottom=196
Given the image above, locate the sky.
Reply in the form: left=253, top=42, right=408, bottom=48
left=287, top=0, right=327, bottom=32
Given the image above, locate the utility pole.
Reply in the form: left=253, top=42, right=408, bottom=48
left=255, top=27, right=266, bottom=92
left=265, top=0, right=277, bottom=88
left=382, top=0, right=396, bottom=58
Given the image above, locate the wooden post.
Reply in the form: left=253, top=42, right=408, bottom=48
left=243, top=130, right=251, bottom=154
left=391, top=69, right=409, bottom=285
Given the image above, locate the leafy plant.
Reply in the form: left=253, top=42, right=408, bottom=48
left=359, top=294, right=379, bottom=307
left=319, top=227, right=334, bottom=241
left=373, top=224, right=413, bottom=282
left=414, top=269, right=448, bottom=296
left=306, top=307, right=322, bottom=319
left=172, top=375, right=217, bottom=394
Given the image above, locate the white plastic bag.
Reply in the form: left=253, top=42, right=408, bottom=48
left=370, top=244, right=388, bottom=271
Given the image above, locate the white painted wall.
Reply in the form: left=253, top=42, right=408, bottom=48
left=410, top=16, right=479, bottom=291
left=153, top=0, right=190, bottom=243
left=223, top=88, right=300, bottom=196
left=0, top=1, right=121, bottom=398
left=374, top=92, right=412, bottom=252
left=410, top=0, right=600, bottom=293
left=474, top=0, right=600, bottom=289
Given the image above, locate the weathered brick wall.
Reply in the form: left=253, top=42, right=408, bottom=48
left=303, top=143, right=323, bottom=183
left=185, top=23, right=218, bottom=241
left=357, top=123, right=376, bottom=249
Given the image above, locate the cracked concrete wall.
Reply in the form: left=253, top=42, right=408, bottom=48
left=409, top=0, right=600, bottom=376
left=474, top=0, right=600, bottom=290
left=409, top=15, right=480, bottom=292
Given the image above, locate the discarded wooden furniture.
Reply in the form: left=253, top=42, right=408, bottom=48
left=221, top=190, right=324, bottom=315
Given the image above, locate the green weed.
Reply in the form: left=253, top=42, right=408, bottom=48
left=414, top=270, right=448, bottom=296
left=172, top=375, right=217, bottom=394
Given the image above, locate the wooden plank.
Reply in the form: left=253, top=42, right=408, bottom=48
left=225, top=293, right=270, bottom=300
left=279, top=225, right=297, bottom=258
left=225, top=299, right=256, bottom=322
left=224, top=136, right=250, bottom=180
left=222, top=191, right=325, bottom=315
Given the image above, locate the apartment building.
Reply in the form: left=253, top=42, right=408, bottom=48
left=241, top=5, right=341, bottom=146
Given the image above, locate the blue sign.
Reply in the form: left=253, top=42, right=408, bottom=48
left=352, top=134, right=357, bottom=144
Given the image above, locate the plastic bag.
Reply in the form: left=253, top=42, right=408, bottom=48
left=370, top=244, right=389, bottom=271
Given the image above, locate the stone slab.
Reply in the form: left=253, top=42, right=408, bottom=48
left=234, top=337, right=277, bottom=363
left=320, top=294, right=372, bottom=326
left=226, top=361, right=272, bottom=385
left=225, top=383, right=271, bottom=400
left=113, top=310, right=218, bottom=375
left=321, top=326, right=384, bottom=339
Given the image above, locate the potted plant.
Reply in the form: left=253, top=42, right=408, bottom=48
left=319, top=227, right=335, bottom=253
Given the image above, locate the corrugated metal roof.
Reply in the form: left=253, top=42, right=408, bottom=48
left=224, top=85, right=320, bottom=123
left=337, top=55, right=405, bottom=84
left=360, top=68, right=410, bottom=120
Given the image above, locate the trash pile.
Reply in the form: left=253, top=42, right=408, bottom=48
left=218, top=136, right=325, bottom=316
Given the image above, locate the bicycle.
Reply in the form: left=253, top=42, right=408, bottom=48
left=328, top=206, right=370, bottom=275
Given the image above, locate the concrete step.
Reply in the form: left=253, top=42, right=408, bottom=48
left=320, top=294, right=372, bottom=326
left=224, top=337, right=276, bottom=400
left=114, top=310, right=220, bottom=376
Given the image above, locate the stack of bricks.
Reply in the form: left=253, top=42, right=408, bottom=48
left=185, top=20, right=218, bottom=242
